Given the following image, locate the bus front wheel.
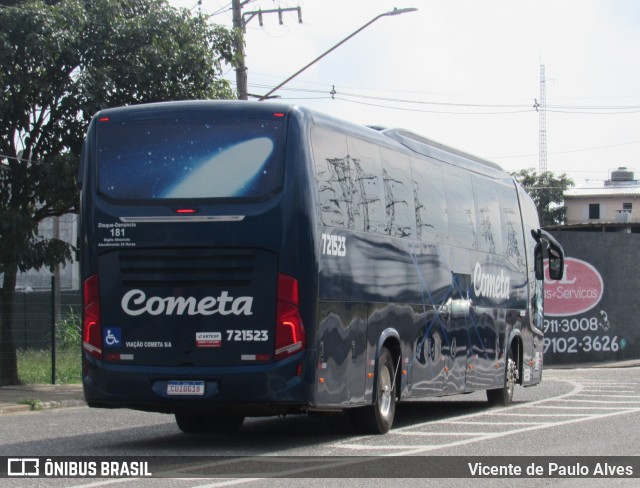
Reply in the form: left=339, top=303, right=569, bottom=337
left=487, top=348, right=517, bottom=407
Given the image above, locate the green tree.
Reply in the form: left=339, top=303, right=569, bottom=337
left=512, top=168, right=574, bottom=226
left=0, top=0, right=237, bottom=385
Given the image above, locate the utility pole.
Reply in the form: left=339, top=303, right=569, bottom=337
left=231, top=1, right=303, bottom=100
left=231, top=0, right=248, bottom=100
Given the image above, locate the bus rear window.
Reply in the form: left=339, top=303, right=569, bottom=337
left=96, top=118, right=284, bottom=200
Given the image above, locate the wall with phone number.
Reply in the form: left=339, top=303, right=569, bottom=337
left=543, top=231, right=640, bottom=366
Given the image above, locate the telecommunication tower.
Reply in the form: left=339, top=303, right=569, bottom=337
left=537, top=64, right=548, bottom=173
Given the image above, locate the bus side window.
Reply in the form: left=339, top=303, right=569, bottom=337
left=310, top=126, right=351, bottom=229
left=379, top=146, right=416, bottom=239
left=472, top=175, right=502, bottom=255
left=498, top=184, right=526, bottom=271
left=445, top=166, right=477, bottom=250
left=345, top=136, right=386, bottom=234
left=411, top=157, right=448, bottom=245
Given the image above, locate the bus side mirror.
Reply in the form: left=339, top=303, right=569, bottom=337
left=547, top=245, right=564, bottom=281
left=531, top=229, right=564, bottom=281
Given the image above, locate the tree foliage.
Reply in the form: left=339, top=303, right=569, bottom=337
left=512, top=168, right=574, bottom=227
left=0, top=0, right=238, bottom=385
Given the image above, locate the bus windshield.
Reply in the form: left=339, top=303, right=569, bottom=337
left=96, top=117, right=285, bottom=200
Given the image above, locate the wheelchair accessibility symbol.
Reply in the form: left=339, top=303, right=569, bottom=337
left=104, top=328, right=121, bottom=347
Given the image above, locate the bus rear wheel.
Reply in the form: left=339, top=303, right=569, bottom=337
left=487, top=349, right=517, bottom=407
left=175, top=413, right=244, bottom=434
left=351, top=347, right=397, bottom=434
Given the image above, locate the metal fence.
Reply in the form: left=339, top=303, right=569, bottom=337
left=3, top=279, right=81, bottom=384
left=13, top=287, right=81, bottom=351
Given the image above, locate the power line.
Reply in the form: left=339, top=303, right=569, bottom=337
left=0, top=153, right=31, bottom=164
left=209, top=1, right=235, bottom=18
left=250, top=84, right=535, bottom=114
left=331, top=96, right=533, bottom=116
left=0, top=152, right=62, bottom=166
left=248, top=81, right=640, bottom=114
left=491, top=139, right=640, bottom=160
left=546, top=108, right=640, bottom=115
left=249, top=70, right=640, bottom=106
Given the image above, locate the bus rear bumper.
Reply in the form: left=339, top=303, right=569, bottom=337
left=82, top=355, right=310, bottom=416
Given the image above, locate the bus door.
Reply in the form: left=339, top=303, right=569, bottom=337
left=411, top=305, right=446, bottom=397
left=446, top=270, right=471, bottom=394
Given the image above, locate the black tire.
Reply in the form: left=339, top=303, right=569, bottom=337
left=487, top=348, right=517, bottom=407
left=175, top=413, right=244, bottom=434
left=351, top=347, right=397, bottom=434
left=175, top=413, right=204, bottom=433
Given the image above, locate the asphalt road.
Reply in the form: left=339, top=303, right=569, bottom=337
left=1, top=367, right=639, bottom=487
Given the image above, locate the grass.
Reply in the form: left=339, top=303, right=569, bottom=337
left=15, top=308, right=83, bottom=384
left=17, top=348, right=82, bottom=385
left=18, top=398, right=43, bottom=410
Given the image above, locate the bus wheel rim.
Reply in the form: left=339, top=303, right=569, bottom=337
left=379, top=364, right=392, bottom=417
left=506, top=358, right=516, bottom=398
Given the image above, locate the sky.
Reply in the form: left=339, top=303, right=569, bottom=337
left=172, top=0, right=640, bottom=187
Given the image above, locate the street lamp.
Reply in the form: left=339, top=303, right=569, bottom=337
left=257, top=7, right=418, bottom=101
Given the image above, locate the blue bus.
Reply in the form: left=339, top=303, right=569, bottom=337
left=79, top=101, right=563, bottom=434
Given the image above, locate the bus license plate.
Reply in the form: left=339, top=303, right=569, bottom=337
left=167, top=381, right=205, bottom=396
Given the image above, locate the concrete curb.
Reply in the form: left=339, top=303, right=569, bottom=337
left=0, top=404, right=32, bottom=414
left=0, top=384, right=85, bottom=415
left=0, top=399, right=86, bottom=415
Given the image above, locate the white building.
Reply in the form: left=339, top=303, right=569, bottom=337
left=562, top=167, right=640, bottom=233
left=8, top=214, right=80, bottom=291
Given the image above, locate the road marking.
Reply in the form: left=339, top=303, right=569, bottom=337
left=70, top=376, right=640, bottom=487
left=331, top=378, right=640, bottom=456
left=393, top=431, right=493, bottom=436
left=537, top=405, right=638, bottom=410
left=337, top=444, right=439, bottom=450
left=192, top=479, right=264, bottom=488
left=578, top=378, right=638, bottom=388
left=556, top=399, right=640, bottom=404
left=190, top=376, right=640, bottom=485
left=489, top=412, right=597, bottom=417
left=581, top=387, right=637, bottom=391
left=576, top=391, right=640, bottom=399
left=445, top=420, right=549, bottom=425
left=387, top=407, right=640, bottom=456
left=67, top=479, right=138, bottom=488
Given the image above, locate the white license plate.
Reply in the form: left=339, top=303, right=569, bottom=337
left=167, top=380, right=205, bottom=396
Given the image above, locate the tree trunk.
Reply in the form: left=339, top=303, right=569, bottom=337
left=0, top=267, right=21, bottom=385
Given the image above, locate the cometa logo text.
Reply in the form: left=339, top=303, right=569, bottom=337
left=473, top=263, right=510, bottom=300
left=121, top=289, right=254, bottom=316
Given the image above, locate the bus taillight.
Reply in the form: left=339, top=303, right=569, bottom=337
left=82, top=274, right=103, bottom=359
left=275, top=273, right=305, bottom=361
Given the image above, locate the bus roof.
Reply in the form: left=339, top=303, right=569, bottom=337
left=93, top=100, right=508, bottom=179
left=92, top=99, right=297, bottom=119
left=306, top=105, right=507, bottom=179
